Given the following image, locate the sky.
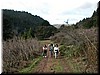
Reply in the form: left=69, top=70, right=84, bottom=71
left=0, top=0, right=99, bottom=25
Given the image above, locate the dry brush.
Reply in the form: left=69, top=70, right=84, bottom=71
left=3, top=37, right=42, bottom=73
left=51, top=27, right=98, bottom=73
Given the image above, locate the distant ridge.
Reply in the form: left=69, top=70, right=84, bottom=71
left=3, top=9, right=57, bottom=40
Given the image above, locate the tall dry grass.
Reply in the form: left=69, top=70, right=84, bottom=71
left=3, top=37, right=42, bottom=73
left=51, top=27, right=98, bottom=73
left=78, top=27, right=98, bottom=73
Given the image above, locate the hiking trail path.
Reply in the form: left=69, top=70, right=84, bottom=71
left=31, top=40, right=72, bottom=73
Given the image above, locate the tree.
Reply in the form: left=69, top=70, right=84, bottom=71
left=3, top=9, right=57, bottom=40
left=42, top=20, right=50, bottom=26
left=3, top=14, right=13, bottom=41
left=22, top=28, right=34, bottom=39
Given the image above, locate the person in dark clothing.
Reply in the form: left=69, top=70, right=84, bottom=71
left=42, top=44, right=48, bottom=57
left=49, top=43, right=54, bottom=57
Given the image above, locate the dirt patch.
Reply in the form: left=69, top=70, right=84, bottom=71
left=33, top=57, right=48, bottom=73
left=31, top=40, right=72, bottom=73
left=33, top=50, right=55, bottom=73
left=32, top=50, right=72, bottom=74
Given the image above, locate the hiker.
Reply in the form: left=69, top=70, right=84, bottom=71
left=49, top=43, right=54, bottom=57
left=54, top=44, right=59, bottom=59
left=42, top=44, right=48, bottom=58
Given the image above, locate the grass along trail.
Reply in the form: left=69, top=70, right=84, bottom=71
left=20, top=40, right=72, bottom=73
left=19, top=40, right=81, bottom=74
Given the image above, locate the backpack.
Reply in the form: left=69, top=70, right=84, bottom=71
left=50, top=45, right=53, bottom=51
left=54, top=47, right=59, bottom=53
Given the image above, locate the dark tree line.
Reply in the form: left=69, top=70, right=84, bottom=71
left=74, top=8, right=98, bottom=29
left=3, top=9, right=57, bottom=40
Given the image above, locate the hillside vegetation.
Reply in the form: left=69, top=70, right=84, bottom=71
left=3, top=9, right=57, bottom=40
left=74, top=8, right=98, bottom=28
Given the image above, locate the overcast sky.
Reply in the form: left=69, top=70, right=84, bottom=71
left=0, top=0, right=99, bottom=25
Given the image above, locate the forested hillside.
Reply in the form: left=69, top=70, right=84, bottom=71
left=73, top=8, right=98, bottom=29
left=3, top=9, right=57, bottom=40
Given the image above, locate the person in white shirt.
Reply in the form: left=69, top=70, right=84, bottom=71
left=54, top=44, right=59, bottom=59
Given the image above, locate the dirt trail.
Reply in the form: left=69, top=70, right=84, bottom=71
left=32, top=49, right=71, bottom=73
left=33, top=48, right=55, bottom=73
left=31, top=40, right=72, bottom=73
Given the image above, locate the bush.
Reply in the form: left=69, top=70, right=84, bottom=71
left=51, top=26, right=98, bottom=73
left=3, top=37, right=42, bottom=73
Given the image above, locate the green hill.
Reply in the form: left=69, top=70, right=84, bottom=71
left=74, top=8, right=98, bottom=29
left=3, top=9, right=57, bottom=40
